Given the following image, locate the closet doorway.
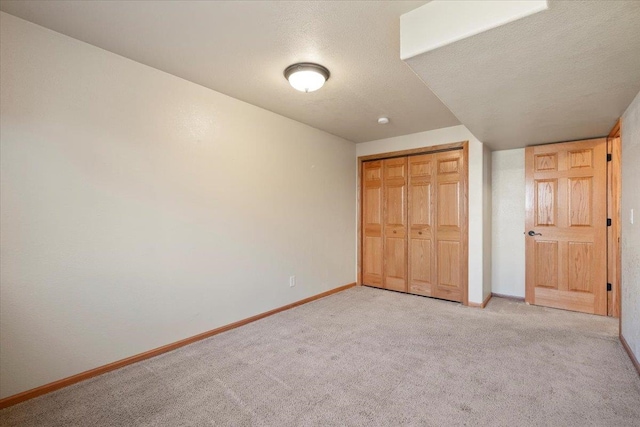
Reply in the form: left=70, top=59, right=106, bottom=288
left=358, top=141, right=469, bottom=305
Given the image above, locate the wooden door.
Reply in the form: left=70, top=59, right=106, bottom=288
left=362, top=161, right=383, bottom=288
left=408, top=154, right=435, bottom=296
left=433, top=150, right=465, bottom=302
left=383, top=157, right=408, bottom=292
left=525, top=139, right=607, bottom=315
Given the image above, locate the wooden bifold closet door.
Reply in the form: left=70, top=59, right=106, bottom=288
left=362, top=149, right=465, bottom=303
left=407, top=154, right=434, bottom=296
left=383, top=157, right=408, bottom=292
left=362, top=160, right=384, bottom=288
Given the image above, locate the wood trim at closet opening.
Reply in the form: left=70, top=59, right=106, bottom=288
left=358, top=141, right=466, bottom=163
left=357, top=141, right=469, bottom=306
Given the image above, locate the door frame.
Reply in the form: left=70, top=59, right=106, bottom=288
left=356, top=140, right=469, bottom=306
left=608, top=119, right=622, bottom=318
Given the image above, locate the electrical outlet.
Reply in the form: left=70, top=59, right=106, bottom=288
left=289, top=275, right=296, bottom=287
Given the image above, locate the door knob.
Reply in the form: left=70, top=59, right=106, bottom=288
left=528, top=230, right=542, bottom=236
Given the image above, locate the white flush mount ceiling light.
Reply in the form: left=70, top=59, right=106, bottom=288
left=378, top=117, right=390, bottom=124
left=284, top=63, right=330, bottom=93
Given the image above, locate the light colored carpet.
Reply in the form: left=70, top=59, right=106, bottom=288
left=1, top=286, right=639, bottom=426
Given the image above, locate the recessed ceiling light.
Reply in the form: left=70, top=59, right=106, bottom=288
left=284, top=63, right=330, bottom=93
left=378, top=117, right=390, bottom=124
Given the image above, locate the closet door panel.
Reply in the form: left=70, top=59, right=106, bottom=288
left=386, top=186, right=405, bottom=225
left=409, top=239, right=432, bottom=295
left=383, top=157, right=408, bottom=292
left=437, top=240, right=462, bottom=300
left=434, top=150, right=464, bottom=302
left=385, top=237, right=406, bottom=291
left=363, top=237, right=382, bottom=278
left=408, top=154, right=435, bottom=296
left=437, top=182, right=460, bottom=228
left=362, top=161, right=383, bottom=288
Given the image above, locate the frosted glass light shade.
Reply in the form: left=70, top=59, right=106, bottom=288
left=284, top=63, right=330, bottom=93
left=288, top=70, right=326, bottom=92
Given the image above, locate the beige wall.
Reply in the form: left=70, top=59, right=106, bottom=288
left=491, top=149, right=526, bottom=298
left=355, top=125, right=491, bottom=304
left=0, top=12, right=356, bottom=398
left=621, top=90, right=640, bottom=362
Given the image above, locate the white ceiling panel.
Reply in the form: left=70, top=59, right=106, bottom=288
left=0, top=0, right=460, bottom=143
left=403, top=0, right=640, bottom=150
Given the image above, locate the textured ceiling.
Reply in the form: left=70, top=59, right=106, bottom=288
left=0, top=0, right=461, bottom=143
left=404, top=0, right=640, bottom=150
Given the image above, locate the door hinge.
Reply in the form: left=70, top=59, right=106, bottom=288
left=607, top=218, right=612, bottom=226
left=607, top=283, right=612, bottom=291
left=607, top=153, right=612, bottom=162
